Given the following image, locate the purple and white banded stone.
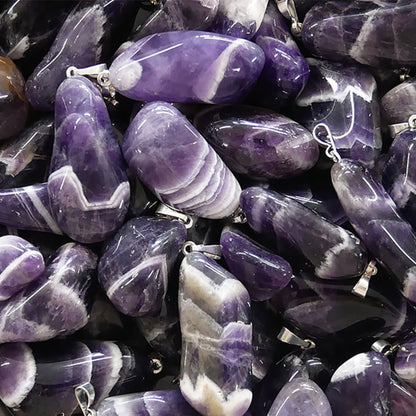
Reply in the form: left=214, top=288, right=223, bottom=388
left=395, top=334, right=416, bottom=389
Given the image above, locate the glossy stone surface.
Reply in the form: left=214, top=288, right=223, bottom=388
left=241, top=187, right=368, bottom=279
left=97, top=390, right=201, bottom=416
left=179, top=252, right=252, bottom=416
left=99, top=217, right=186, bottom=317
left=326, top=352, right=391, bottom=416
left=48, top=76, right=130, bottom=243
left=295, top=58, right=381, bottom=167
left=194, top=105, right=318, bottom=180
left=302, top=0, right=416, bottom=68
left=221, top=227, right=292, bottom=301
left=211, top=0, right=268, bottom=39
left=391, top=373, right=416, bottom=416
left=25, top=0, right=139, bottom=111
left=332, top=159, right=416, bottom=304
left=0, top=56, right=28, bottom=140
left=395, top=334, right=416, bottom=388
left=123, top=101, right=241, bottom=219
left=109, top=31, right=264, bottom=104
left=0, top=243, right=97, bottom=343
left=267, top=378, right=332, bottom=416
left=0, top=235, right=44, bottom=301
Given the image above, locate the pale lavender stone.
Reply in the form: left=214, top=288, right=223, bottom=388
left=302, top=0, right=416, bottom=68
left=221, top=227, right=293, bottom=301
left=122, top=101, right=241, bottom=219
left=0, top=235, right=44, bottom=301
left=326, top=352, right=391, bottom=416
left=98, top=217, right=186, bottom=317
left=295, top=58, right=381, bottom=167
left=395, top=334, right=416, bottom=388
left=48, top=76, right=130, bottom=244
left=267, top=378, right=332, bottom=416
left=240, top=187, right=368, bottom=280
left=0, top=242, right=97, bottom=343
left=109, top=31, right=265, bottom=104
left=332, top=159, right=416, bottom=304
left=179, top=252, right=252, bottom=416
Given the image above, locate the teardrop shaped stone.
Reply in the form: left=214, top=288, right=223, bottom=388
left=395, top=334, right=416, bottom=388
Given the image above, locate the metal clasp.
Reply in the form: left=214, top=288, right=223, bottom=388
left=371, top=339, right=400, bottom=356
left=277, top=327, right=316, bottom=350
left=182, top=241, right=222, bottom=260
left=155, top=204, right=194, bottom=229
left=276, top=0, right=303, bottom=36
left=352, top=260, right=378, bottom=298
left=388, top=114, right=416, bottom=138
left=75, top=383, right=97, bottom=416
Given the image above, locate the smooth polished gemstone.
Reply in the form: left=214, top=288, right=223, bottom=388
left=267, top=378, right=332, bottom=416
left=0, top=56, right=28, bottom=140
left=395, top=334, right=416, bottom=388
left=25, top=0, right=139, bottom=111
left=109, top=31, right=265, bottom=104
left=293, top=0, right=322, bottom=17
left=240, top=187, right=368, bottom=279
left=0, top=243, right=97, bottom=343
left=97, top=390, right=201, bottom=416
left=99, top=217, right=186, bottom=317
left=48, top=76, right=130, bottom=243
left=326, top=352, right=391, bottom=416
left=332, top=159, right=416, bottom=303
left=391, top=373, right=416, bottom=416
left=179, top=252, right=252, bottom=416
left=295, top=59, right=381, bottom=167
left=0, top=235, right=44, bottom=301
left=123, top=101, right=241, bottom=219
left=302, top=0, right=416, bottom=68
left=221, top=227, right=292, bottom=301
left=211, top=0, right=268, bottom=39
left=194, top=105, right=318, bottom=180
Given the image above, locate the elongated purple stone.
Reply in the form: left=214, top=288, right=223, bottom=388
left=240, top=187, right=368, bottom=279
left=391, top=373, right=416, bottom=416
left=332, top=159, right=416, bottom=304
left=194, top=105, right=318, bottom=180
left=99, top=217, right=186, bottom=317
left=109, top=31, right=265, bottom=104
left=123, top=101, right=241, bottom=219
left=179, top=252, right=252, bottom=416
left=267, top=378, right=332, bottom=416
left=221, top=227, right=292, bottom=301
left=0, top=235, right=44, bottom=301
left=48, top=76, right=130, bottom=244
left=395, top=334, right=416, bottom=388
left=302, top=0, right=416, bottom=68
left=326, top=352, right=391, bottom=416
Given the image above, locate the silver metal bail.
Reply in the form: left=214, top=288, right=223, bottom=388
left=371, top=339, right=400, bottom=356
left=388, top=114, right=416, bottom=138
left=277, top=327, right=316, bottom=350
left=182, top=241, right=222, bottom=260
left=276, top=0, right=303, bottom=36
left=155, top=204, right=194, bottom=229
left=352, top=260, right=378, bottom=298
left=75, top=383, right=97, bottom=416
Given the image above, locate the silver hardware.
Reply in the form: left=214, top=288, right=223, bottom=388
left=277, top=327, right=316, bottom=350
left=75, top=383, right=97, bottom=416
left=150, top=357, right=163, bottom=374
left=371, top=340, right=400, bottom=356
left=66, top=64, right=109, bottom=79
left=312, top=123, right=342, bottom=163
left=409, top=114, right=416, bottom=130
left=352, top=260, right=378, bottom=298
left=388, top=114, right=416, bottom=138
left=155, top=204, right=194, bottom=229
left=231, top=207, right=247, bottom=224
left=276, top=0, right=303, bottom=36
left=182, top=241, right=222, bottom=260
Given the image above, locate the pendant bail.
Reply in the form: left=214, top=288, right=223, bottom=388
left=230, top=207, right=247, bottom=224
left=277, top=327, right=316, bottom=350
left=352, top=260, right=378, bottom=298
left=182, top=241, right=222, bottom=260
left=276, top=0, right=303, bottom=36
left=388, top=114, right=416, bottom=137
left=371, top=339, right=400, bottom=356
left=312, top=123, right=342, bottom=163
left=75, top=382, right=97, bottom=416
left=155, top=203, right=194, bottom=229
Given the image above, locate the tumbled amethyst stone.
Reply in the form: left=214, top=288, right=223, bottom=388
left=179, top=252, right=252, bottom=416
left=395, top=334, right=416, bottom=388
left=302, top=0, right=416, bottom=68
left=0, top=235, right=44, bottom=301
left=48, top=76, right=130, bottom=244
left=194, top=105, right=318, bottom=180
left=122, top=101, right=241, bottom=219
left=295, top=58, right=381, bottom=167
left=221, top=227, right=292, bottom=301
left=391, top=373, right=416, bottom=416
left=98, top=217, right=186, bottom=317
left=109, top=31, right=265, bottom=104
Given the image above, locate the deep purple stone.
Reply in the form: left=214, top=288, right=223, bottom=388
left=395, top=334, right=416, bottom=388
left=391, top=373, right=416, bottom=416
left=194, top=105, right=319, bottom=180
left=109, top=31, right=265, bottom=104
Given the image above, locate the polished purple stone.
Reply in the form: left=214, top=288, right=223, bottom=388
left=240, top=187, right=368, bottom=279
left=0, top=243, right=97, bottom=343
left=326, top=352, right=391, bottom=416
left=267, top=378, right=332, bottom=416
left=302, top=0, right=416, bottom=68
left=97, top=390, right=201, bottom=416
left=221, top=227, right=292, bottom=301
left=48, top=76, right=130, bottom=244
left=211, top=0, right=268, bottom=39
left=194, top=105, right=318, bottom=180
left=293, top=0, right=322, bottom=17
left=122, top=101, right=241, bottom=219
left=332, top=159, right=416, bottom=304
left=25, top=0, right=139, bottom=111
left=395, top=334, right=416, bottom=388
left=179, top=252, right=252, bottom=416
left=109, top=31, right=265, bottom=104
left=381, top=77, right=416, bottom=124
left=0, top=235, right=44, bottom=301
left=98, top=217, right=186, bottom=317
left=391, top=373, right=416, bottom=416
left=295, top=58, right=381, bottom=167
